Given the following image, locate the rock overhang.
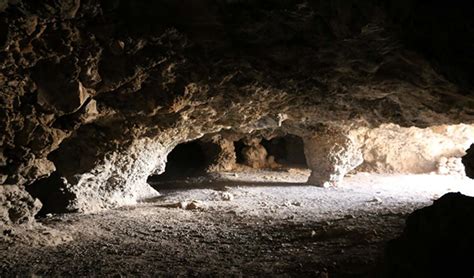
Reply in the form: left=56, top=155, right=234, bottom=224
left=0, top=0, right=473, bottom=223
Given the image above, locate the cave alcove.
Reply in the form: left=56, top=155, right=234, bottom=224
left=261, top=134, right=308, bottom=169
left=149, top=140, right=212, bottom=182
left=235, top=134, right=308, bottom=170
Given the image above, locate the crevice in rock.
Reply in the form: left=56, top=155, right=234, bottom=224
left=26, top=172, right=77, bottom=216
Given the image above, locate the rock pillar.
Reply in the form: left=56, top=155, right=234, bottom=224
left=303, top=130, right=363, bottom=187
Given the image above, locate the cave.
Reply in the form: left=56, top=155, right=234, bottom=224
left=150, top=140, right=210, bottom=181
left=1, top=0, right=474, bottom=277
left=261, top=135, right=308, bottom=168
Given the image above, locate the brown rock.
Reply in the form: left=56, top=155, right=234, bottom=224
left=0, top=0, right=473, bottom=220
left=0, top=185, right=42, bottom=225
left=304, top=129, right=363, bottom=187
left=241, top=138, right=269, bottom=169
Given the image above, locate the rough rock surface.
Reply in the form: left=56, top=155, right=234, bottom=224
left=304, top=129, right=363, bottom=187
left=5, top=171, right=470, bottom=277
left=0, top=185, right=41, bottom=225
left=353, top=124, right=474, bottom=174
left=384, top=192, right=474, bottom=277
left=241, top=138, right=271, bottom=169
left=201, top=136, right=237, bottom=172
left=1, top=0, right=474, bottom=221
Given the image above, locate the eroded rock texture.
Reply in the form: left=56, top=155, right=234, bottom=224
left=304, top=128, right=363, bottom=187
left=353, top=124, right=474, bottom=175
left=201, top=136, right=237, bottom=172
left=1, top=1, right=474, bottom=222
left=0, top=185, right=41, bottom=226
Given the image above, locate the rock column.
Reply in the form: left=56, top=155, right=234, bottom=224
left=303, top=130, right=363, bottom=187
left=205, top=138, right=237, bottom=172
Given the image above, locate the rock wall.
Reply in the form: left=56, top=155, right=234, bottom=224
left=201, top=137, right=237, bottom=172
left=0, top=185, right=41, bottom=226
left=1, top=0, right=474, bottom=224
left=353, top=124, right=474, bottom=174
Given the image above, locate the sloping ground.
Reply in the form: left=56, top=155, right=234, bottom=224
left=2, top=172, right=474, bottom=277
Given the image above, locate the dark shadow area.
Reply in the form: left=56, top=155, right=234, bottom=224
left=234, top=139, right=246, bottom=164
left=149, top=135, right=309, bottom=190
left=26, top=172, right=77, bottom=216
left=148, top=140, right=212, bottom=182
left=262, top=134, right=307, bottom=168
left=234, top=134, right=308, bottom=169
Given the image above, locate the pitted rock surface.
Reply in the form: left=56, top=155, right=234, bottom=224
left=1, top=0, right=473, bottom=223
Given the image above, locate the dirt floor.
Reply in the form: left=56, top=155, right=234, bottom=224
left=2, top=169, right=474, bottom=277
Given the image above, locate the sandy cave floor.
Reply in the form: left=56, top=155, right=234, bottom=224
left=2, top=169, right=474, bottom=277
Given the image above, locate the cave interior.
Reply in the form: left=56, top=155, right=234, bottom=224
left=1, top=0, right=474, bottom=277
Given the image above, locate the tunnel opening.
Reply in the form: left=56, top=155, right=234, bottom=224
left=234, top=134, right=308, bottom=170
left=150, top=140, right=211, bottom=182
left=261, top=135, right=308, bottom=169
left=149, top=134, right=311, bottom=189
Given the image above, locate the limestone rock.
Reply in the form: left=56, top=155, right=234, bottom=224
left=436, top=157, right=464, bottom=176
left=202, top=137, right=237, bottom=172
left=33, top=59, right=90, bottom=115
left=47, top=138, right=165, bottom=213
left=354, top=124, right=474, bottom=174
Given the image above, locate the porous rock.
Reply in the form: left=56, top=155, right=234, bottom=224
left=241, top=138, right=270, bottom=169
left=0, top=0, right=473, bottom=221
left=201, top=136, right=237, bottom=172
left=0, top=185, right=41, bottom=225
left=304, top=129, right=363, bottom=187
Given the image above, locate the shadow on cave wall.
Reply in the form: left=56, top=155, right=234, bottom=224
left=262, top=135, right=307, bottom=168
left=150, top=141, right=212, bottom=181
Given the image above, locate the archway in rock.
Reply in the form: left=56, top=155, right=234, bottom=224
left=234, top=134, right=308, bottom=171
left=151, top=141, right=210, bottom=181
left=1, top=0, right=474, bottom=276
left=261, top=135, right=308, bottom=168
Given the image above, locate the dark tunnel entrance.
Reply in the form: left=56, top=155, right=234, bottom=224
left=234, top=134, right=308, bottom=169
left=262, top=135, right=307, bottom=168
left=150, top=140, right=211, bottom=182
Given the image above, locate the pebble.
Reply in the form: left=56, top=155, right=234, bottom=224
left=221, top=192, right=234, bottom=201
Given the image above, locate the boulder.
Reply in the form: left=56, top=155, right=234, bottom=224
left=384, top=193, right=474, bottom=277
